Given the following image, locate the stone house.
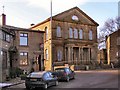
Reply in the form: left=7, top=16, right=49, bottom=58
left=106, top=30, right=120, bottom=66
left=0, top=25, right=15, bottom=82
left=31, top=7, right=99, bottom=70
left=98, top=49, right=107, bottom=64
left=0, top=14, right=44, bottom=82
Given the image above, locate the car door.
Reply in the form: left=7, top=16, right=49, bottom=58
left=65, top=68, right=70, bottom=77
left=48, top=72, right=55, bottom=85
left=69, top=69, right=74, bottom=79
left=43, top=73, right=49, bottom=84
left=66, top=68, right=73, bottom=79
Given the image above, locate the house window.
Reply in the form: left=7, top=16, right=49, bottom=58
left=79, top=29, right=83, bottom=39
left=89, top=30, right=93, bottom=40
left=6, top=34, right=10, bottom=42
left=2, top=32, right=6, bottom=40
left=2, top=50, right=7, bottom=69
left=2, top=31, right=11, bottom=42
left=45, top=49, right=48, bottom=60
left=57, top=50, right=62, bottom=61
left=69, top=28, right=73, bottom=38
left=74, top=28, right=78, bottom=39
left=56, top=26, right=61, bottom=37
left=20, top=52, right=28, bottom=65
left=20, top=33, right=28, bottom=46
left=45, top=27, right=48, bottom=40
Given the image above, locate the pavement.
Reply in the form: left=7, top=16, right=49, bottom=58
left=0, top=77, right=25, bottom=88
left=0, top=68, right=119, bottom=89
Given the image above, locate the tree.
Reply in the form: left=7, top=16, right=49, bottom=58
left=98, top=17, right=120, bottom=49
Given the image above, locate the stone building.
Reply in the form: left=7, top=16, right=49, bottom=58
left=98, top=49, right=107, bottom=64
left=0, top=14, right=44, bottom=82
left=0, top=25, right=15, bottom=82
left=106, top=30, right=120, bottom=65
left=31, top=7, right=99, bottom=70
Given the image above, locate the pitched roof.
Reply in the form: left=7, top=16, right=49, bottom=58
left=30, top=7, right=99, bottom=29
left=1, top=25, right=44, bottom=33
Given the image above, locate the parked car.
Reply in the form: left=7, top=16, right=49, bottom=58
left=25, top=71, right=58, bottom=89
left=53, top=67, right=75, bottom=82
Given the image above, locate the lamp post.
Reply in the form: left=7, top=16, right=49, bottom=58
left=50, top=0, right=53, bottom=71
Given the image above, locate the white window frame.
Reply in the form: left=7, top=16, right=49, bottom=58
left=45, top=27, right=48, bottom=40
left=79, top=29, right=83, bottom=39
left=89, top=30, right=93, bottom=40
left=69, top=28, right=73, bottom=38
left=20, top=52, right=28, bottom=66
left=74, top=28, right=78, bottom=39
left=56, top=26, right=61, bottom=37
left=57, top=50, right=62, bottom=61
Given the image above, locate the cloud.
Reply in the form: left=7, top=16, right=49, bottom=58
left=26, top=0, right=89, bottom=14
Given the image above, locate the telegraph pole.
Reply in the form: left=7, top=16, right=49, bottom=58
left=50, top=0, right=53, bottom=71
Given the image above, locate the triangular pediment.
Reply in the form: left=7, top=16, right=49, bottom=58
left=52, top=7, right=99, bottom=26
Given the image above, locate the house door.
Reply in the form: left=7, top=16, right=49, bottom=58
left=38, top=55, right=41, bottom=71
left=83, top=48, right=88, bottom=64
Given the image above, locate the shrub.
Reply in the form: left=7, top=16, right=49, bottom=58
left=9, top=67, right=23, bottom=78
left=20, top=74, right=27, bottom=80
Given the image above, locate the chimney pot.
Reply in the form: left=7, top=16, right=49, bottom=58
left=0, top=13, right=6, bottom=26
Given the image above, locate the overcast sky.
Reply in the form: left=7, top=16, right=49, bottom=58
left=0, top=0, right=119, bottom=33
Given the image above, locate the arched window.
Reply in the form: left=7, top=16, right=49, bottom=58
left=45, top=27, right=48, bottom=40
left=74, top=28, right=78, bottom=39
left=89, top=30, right=93, bottom=40
left=69, top=28, right=73, bottom=38
left=79, top=29, right=83, bottom=39
left=56, top=26, right=61, bottom=37
left=57, top=50, right=62, bottom=61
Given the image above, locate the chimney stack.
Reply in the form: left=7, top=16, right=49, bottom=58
left=0, top=13, right=6, bottom=26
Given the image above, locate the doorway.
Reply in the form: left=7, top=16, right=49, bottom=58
left=38, top=55, right=44, bottom=71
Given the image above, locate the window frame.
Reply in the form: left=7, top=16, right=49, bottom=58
left=20, top=33, right=28, bottom=46
left=56, top=26, right=62, bottom=38
left=20, top=52, right=28, bottom=66
left=79, top=29, right=83, bottom=39
left=57, top=49, right=62, bottom=61
left=74, top=28, right=78, bottom=39
left=45, top=27, right=48, bottom=41
left=89, top=30, right=93, bottom=40
left=2, top=50, right=7, bottom=69
left=2, top=31, right=11, bottom=42
left=69, top=27, right=73, bottom=38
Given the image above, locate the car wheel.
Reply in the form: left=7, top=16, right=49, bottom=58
left=66, top=77, right=70, bottom=82
left=26, top=86, right=31, bottom=90
left=73, top=75, right=75, bottom=79
left=55, top=80, right=59, bottom=86
left=43, top=83, right=48, bottom=89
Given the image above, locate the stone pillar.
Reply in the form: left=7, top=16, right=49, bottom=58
left=88, top=48, right=91, bottom=64
left=68, top=47, right=71, bottom=64
left=81, top=47, right=84, bottom=62
left=79, top=47, right=81, bottom=64
left=65, top=47, right=66, bottom=62
left=71, top=47, right=73, bottom=62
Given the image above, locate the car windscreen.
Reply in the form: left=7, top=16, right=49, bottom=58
left=28, top=73, right=43, bottom=78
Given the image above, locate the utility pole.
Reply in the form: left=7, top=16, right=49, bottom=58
left=50, top=0, right=53, bottom=71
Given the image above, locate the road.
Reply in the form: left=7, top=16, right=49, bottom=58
left=2, top=70, right=119, bottom=90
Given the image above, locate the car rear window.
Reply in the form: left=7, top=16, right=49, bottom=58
left=55, top=68, right=64, bottom=72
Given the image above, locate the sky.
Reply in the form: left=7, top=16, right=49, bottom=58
left=0, top=0, right=119, bottom=33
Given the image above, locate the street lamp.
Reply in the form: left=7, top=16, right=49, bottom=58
left=50, top=0, right=53, bottom=71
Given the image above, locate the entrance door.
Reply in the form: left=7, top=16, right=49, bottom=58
left=83, top=48, right=88, bottom=64
left=38, top=55, right=41, bottom=71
